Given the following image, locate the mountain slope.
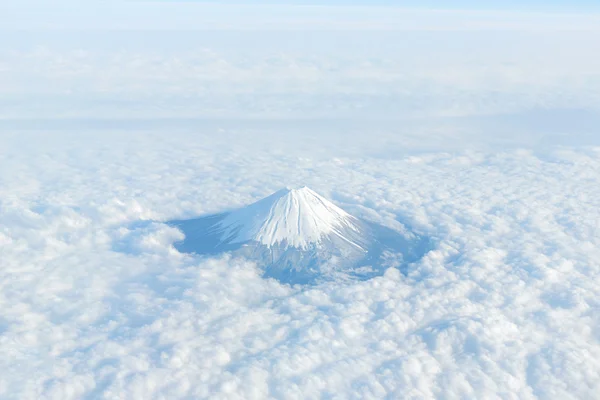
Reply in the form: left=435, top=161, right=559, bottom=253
left=217, top=186, right=365, bottom=250
left=171, top=187, right=430, bottom=284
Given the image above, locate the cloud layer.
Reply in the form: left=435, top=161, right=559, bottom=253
left=1, top=131, right=599, bottom=398
left=2, top=10, right=600, bottom=120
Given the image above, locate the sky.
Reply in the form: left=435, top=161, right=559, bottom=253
left=1, top=1, right=600, bottom=399
left=3, top=1, right=600, bottom=31
left=204, top=0, right=600, bottom=10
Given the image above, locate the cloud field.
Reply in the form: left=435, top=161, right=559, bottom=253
left=2, top=4, right=600, bottom=399
left=1, top=131, right=600, bottom=399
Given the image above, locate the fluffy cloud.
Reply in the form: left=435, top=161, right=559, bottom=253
left=1, top=131, right=599, bottom=398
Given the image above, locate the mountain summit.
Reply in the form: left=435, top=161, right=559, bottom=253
left=217, top=186, right=364, bottom=251
left=171, top=187, right=430, bottom=284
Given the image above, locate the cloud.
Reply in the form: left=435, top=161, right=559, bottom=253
left=1, top=131, right=600, bottom=398
left=2, top=7, right=600, bottom=121
left=1, top=26, right=600, bottom=121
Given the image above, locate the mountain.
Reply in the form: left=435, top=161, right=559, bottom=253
left=170, top=187, right=430, bottom=284
left=217, top=187, right=366, bottom=251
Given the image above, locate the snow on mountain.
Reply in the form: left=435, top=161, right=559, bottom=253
left=171, top=187, right=430, bottom=284
left=217, top=186, right=364, bottom=250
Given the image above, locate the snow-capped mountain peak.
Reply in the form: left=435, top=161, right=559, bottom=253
left=217, top=186, right=363, bottom=250
left=171, top=186, right=430, bottom=284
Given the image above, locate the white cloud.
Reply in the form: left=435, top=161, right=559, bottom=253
left=2, top=11, right=600, bottom=120
left=2, top=44, right=600, bottom=120
left=1, top=131, right=600, bottom=398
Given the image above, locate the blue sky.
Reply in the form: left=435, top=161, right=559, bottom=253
left=4, top=1, right=600, bottom=32
left=185, top=0, right=600, bottom=11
